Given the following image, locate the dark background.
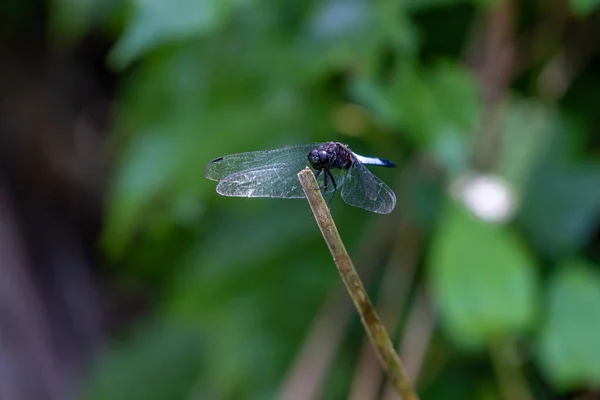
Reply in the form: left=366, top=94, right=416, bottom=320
left=0, top=0, right=600, bottom=399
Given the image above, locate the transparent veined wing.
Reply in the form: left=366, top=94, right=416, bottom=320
left=205, top=143, right=321, bottom=182
left=340, top=161, right=396, bottom=214
left=215, top=161, right=312, bottom=198
left=216, top=162, right=348, bottom=198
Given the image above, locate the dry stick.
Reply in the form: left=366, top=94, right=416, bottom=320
left=297, top=168, right=419, bottom=400
left=350, top=223, right=422, bottom=400
left=275, top=216, right=394, bottom=400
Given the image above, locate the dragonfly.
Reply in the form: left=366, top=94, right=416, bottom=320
left=205, top=142, right=397, bottom=214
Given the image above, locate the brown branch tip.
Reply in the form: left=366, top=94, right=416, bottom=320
left=297, top=167, right=419, bottom=400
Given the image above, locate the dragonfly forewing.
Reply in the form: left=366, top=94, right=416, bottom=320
left=205, top=144, right=319, bottom=181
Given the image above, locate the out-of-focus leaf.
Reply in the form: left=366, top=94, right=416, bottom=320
left=404, top=0, right=496, bottom=12
left=162, top=204, right=336, bottom=399
left=351, top=62, right=480, bottom=174
left=423, top=63, right=481, bottom=175
left=518, top=161, right=600, bottom=258
left=103, top=128, right=198, bottom=259
left=429, top=201, right=538, bottom=347
left=408, top=63, right=481, bottom=150
left=506, top=104, right=600, bottom=257
left=538, top=261, right=600, bottom=389
left=569, top=0, right=600, bottom=16
left=308, top=0, right=370, bottom=39
left=424, top=63, right=481, bottom=131
left=404, top=159, right=445, bottom=230
left=50, top=0, right=120, bottom=40
left=299, top=0, right=418, bottom=72
left=84, top=322, right=202, bottom=400
left=166, top=204, right=329, bottom=317
left=497, top=99, right=554, bottom=198
left=50, top=0, right=96, bottom=40
left=109, top=0, right=249, bottom=68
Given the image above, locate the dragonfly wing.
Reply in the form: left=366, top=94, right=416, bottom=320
left=205, top=143, right=321, bottom=181
left=340, top=162, right=396, bottom=214
left=215, top=161, right=312, bottom=198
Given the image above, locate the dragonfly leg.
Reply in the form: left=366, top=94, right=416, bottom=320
left=326, top=170, right=337, bottom=207
left=322, top=169, right=329, bottom=196
left=314, top=169, right=328, bottom=192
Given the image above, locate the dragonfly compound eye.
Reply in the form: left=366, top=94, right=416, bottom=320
left=308, top=150, right=325, bottom=169
left=318, top=151, right=329, bottom=164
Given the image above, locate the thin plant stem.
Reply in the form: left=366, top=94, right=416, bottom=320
left=297, top=167, right=419, bottom=400
left=490, top=340, right=534, bottom=400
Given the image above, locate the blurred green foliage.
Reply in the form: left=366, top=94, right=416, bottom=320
left=430, top=202, right=538, bottom=347
left=538, top=262, right=600, bottom=388
left=43, top=0, right=600, bottom=398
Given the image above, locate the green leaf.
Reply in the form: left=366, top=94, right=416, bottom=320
left=50, top=0, right=126, bottom=41
left=424, top=62, right=482, bottom=133
left=538, top=261, right=600, bottom=388
left=569, top=0, right=600, bottom=16
left=109, top=0, right=248, bottom=68
left=50, top=0, right=99, bottom=40
left=519, top=161, right=600, bottom=257
left=299, top=0, right=417, bottom=71
left=429, top=202, right=538, bottom=347
left=404, top=0, right=498, bottom=12
left=103, top=130, right=191, bottom=259
left=516, top=124, right=600, bottom=256
left=497, top=99, right=554, bottom=198
left=351, top=62, right=480, bottom=175
left=506, top=106, right=600, bottom=257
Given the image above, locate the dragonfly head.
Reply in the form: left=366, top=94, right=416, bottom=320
left=308, top=149, right=330, bottom=170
